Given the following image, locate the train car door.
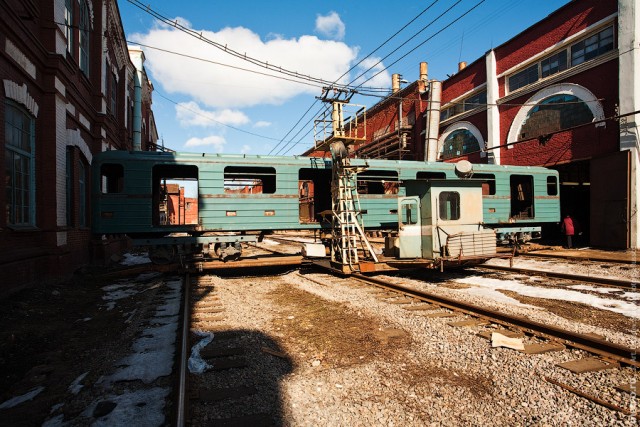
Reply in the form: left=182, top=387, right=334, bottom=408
left=397, top=196, right=421, bottom=258
left=299, top=180, right=315, bottom=222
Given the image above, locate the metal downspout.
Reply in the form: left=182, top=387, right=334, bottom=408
left=425, top=80, right=442, bottom=161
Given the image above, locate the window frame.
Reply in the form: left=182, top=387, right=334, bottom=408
left=64, top=0, right=74, bottom=54
left=5, top=101, right=36, bottom=227
left=507, top=24, right=615, bottom=94
left=223, top=166, right=277, bottom=194
left=79, top=0, right=90, bottom=76
left=438, top=191, right=460, bottom=221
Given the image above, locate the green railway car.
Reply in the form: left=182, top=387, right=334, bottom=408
left=92, top=150, right=560, bottom=256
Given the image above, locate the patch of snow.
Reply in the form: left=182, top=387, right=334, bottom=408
left=120, top=252, right=151, bottom=266
left=102, top=280, right=181, bottom=385
left=85, top=387, right=170, bottom=427
left=455, top=276, right=640, bottom=319
left=568, top=284, right=640, bottom=301
left=262, top=239, right=281, bottom=246
left=42, top=414, right=65, bottom=427
left=69, top=372, right=89, bottom=395
left=0, top=386, right=45, bottom=409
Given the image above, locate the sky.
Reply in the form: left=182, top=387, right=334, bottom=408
left=117, top=0, right=571, bottom=156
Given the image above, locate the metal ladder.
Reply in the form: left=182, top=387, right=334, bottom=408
left=331, top=155, right=378, bottom=269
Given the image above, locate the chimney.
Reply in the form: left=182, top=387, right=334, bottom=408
left=392, top=73, right=400, bottom=93
left=419, top=62, right=428, bottom=81
left=458, top=61, right=467, bottom=72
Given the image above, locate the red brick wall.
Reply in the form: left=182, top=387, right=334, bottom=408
left=494, top=0, right=616, bottom=75
left=441, top=58, right=487, bottom=103
left=499, top=60, right=619, bottom=166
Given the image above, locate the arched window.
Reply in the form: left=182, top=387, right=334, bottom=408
left=519, top=94, right=594, bottom=139
left=507, top=84, right=604, bottom=147
left=438, top=122, right=484, bottom=160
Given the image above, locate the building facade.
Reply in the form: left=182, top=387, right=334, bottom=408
left=1, top=0, right=158, bottom=292
left=328, top=0, right=638, bottom=249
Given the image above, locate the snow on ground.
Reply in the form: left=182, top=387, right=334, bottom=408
left=0, top=386, right=44, bottom=409
left=42, top=276, right=181, bottom=426
left=453, top=275, right=640, bottom=319
left=120, top=252, right=151, bottom=266
left=100, top=272, right=162, bottom=311
left=101, top=278, right=181, bottom=385
left=83, top=388, right=170, bottom=427
left=485, top=256, right=638, bottom=281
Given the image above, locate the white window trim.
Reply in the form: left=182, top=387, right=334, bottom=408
left=506, top=83, right=605, bottom=149
left=438, top=121, right=486, bottom=159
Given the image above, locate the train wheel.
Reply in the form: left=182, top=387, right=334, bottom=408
left=149, top=245, right=177, bottom=264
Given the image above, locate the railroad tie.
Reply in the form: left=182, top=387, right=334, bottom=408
left=520, top=342, right=565, bottom=354
left=403, top=304, right=436, bottom=311
left=448, top=319, right=489, bottom=327
left=193, top=385, right=257, bottom=403
left=557, top=357, right=619, bottom=373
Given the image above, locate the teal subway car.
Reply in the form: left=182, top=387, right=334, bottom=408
left=92, top=150, right=560, bottom=243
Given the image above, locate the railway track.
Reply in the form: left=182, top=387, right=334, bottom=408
left=303, top=266, right=639, bottom=417
left=170, top=264, right=638, bottom=424
left=475, top=263, right=638, bottom=291
left=335, top=270, right=639, bottom=368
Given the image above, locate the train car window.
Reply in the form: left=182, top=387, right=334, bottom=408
left=402, top=203, right=417, bottom=225
left=100, top=163, right=124, bottom=193
left=224, top=166, right=276, bottom=194
left=357, top=170, right=398, bottom=194
left=439, top=192, right=460, bottom=220
left=416, top=171, right=446, bottom=180
left=510, top=175, right=534, bottom=219
left=547, top=176, right=558, bottom=195
left=472, top=173, right=496, bottom=195
left=153, top=165, right=199, bottom=225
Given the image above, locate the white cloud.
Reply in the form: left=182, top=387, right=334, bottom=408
left=184, top=135, right=226, bottom=151
left=176, top=102, right=249, bottom=127
left=352, top=57, right=391, bottom=89
left=240, top=144, right=251, bottom=154
left=315, top=12, right=345, bottom=41
left=253, top=121, right=271, bottom=128
left=131, top=21, right=358, bottom=108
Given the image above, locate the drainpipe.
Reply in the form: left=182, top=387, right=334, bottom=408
left=425, top=80, right=442, bottom=162
left=129, top=47, right=145, bottom=151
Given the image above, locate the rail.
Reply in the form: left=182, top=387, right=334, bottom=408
left=322, top=268, right=640, bottom=368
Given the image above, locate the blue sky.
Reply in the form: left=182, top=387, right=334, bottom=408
left=118, top=0, right=570, bottom=156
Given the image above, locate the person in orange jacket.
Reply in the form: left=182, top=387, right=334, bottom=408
left=561, top=214, right=575, bottom=249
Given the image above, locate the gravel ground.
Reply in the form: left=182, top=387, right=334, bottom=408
left=189, top=267, right=639, bottom=426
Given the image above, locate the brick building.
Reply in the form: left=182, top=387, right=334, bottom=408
left=310, top=0, right=639, bottom=250
left=1, top=0, right=158, bottom=292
